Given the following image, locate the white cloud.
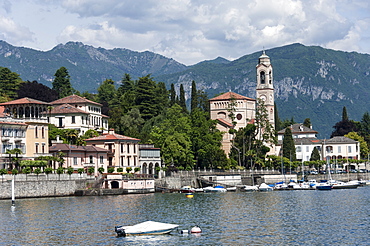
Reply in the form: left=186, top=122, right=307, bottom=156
left=0, top=16, right=34, bottom=44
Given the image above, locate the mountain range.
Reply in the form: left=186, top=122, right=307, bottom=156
left=1, top=40, right=370, bottom=138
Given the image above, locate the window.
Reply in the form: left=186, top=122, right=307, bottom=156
left=338, top=146, right=341, bottom=153
left=133, top=144, right=136, bottom=154
left=42, top=143, right=45, bottom=153
left=74, top=157, right=78, bottom=165
left=89, top=155, right=93, bottom=163
left=260, top=71, right=265, bottom=84
left=71, top=116, right=75, bottom=124
left=348, top=146, right=352, bottom=153
left=35, top=143, right=39, bottom=153
left=121, top=143, right=124, bottom=153
left=296, top=146, right=301, bottom=152
left=100, top=156, right=104, bottom=164
left=41, top=127, right=45, bottom=138
left=127, top=144, right=130, bottom=153
left=306, top=146, right=309, bottom=152
left=35, top=126, right=38, bottom=138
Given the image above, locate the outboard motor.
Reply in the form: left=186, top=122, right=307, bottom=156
left=115, top=226, right=126, bottom=237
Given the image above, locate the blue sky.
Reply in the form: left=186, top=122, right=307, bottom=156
left=0, top=0, right=369, bottom=65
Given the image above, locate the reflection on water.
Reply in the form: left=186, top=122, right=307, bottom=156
left=1, top=187, right=369, bottom=245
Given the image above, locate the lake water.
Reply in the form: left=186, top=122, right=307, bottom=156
left=1, top=186, right=369, bottom=245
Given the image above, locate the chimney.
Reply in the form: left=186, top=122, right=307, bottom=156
left=109, top=128, right=115, bottom=134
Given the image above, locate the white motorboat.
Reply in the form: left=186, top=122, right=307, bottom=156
left=203, top=186, right=227, bottom=192
left=243, top=185, right=259, bottom=191
left=115, top=221, right=179, bottom=237
left=258, top=183, right=273, bottom=191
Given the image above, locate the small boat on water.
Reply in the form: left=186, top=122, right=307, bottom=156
left=203, top=185, right=227, bottom=192
left=180, top=186, right=195, bottom=193
left=243, top=185, right=259, bottom=191
left=315, top=182, right=332, bottom=190
left=258, top=183, right=273, bottom=192
left=115, top=221, right=179, bottom=237
left=329, top=180, right=359, bottom=189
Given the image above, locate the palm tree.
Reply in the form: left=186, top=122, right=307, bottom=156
left=6, top=148, right=23, bottom=170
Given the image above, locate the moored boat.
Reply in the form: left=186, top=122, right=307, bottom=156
left=258, top=183, right=273, bottom=191
left=115, top=221, right=179, bottom=237
left=203, top=185, right=227, bottom=192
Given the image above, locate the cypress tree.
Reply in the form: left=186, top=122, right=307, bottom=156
left=179, top=84, right=187, bottom=113
left=303, top=118, right=311, bottom=128
left=169, top=83, right=176, bottom=106
left=342, top=106, right=348, bottom=121
left=190, top=80, right=197, bottom=113
left=282, top=127, right=296, bottom=161
left=310, top=147, right=321, bottom=161
left=52, top=67, right=73, bottom=98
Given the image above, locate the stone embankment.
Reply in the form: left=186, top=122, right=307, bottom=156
left=1, top=171, right=367, bottom=199
left=0, top=173, right=97, bottom=199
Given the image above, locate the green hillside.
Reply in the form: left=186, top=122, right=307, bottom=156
left=1, top=41, right=370, bottom=138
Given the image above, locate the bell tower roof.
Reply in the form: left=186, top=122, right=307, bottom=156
left=258, top=50, right=270, bottom=65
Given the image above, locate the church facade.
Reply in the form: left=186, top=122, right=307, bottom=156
left=209, top=51, right=275, bottom=155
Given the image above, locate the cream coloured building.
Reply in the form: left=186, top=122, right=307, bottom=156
left=49, top=94, right=109, bottom=135
left=85, top=129, right=140, bottom=172
left=209, top=51, right=275, bottom=155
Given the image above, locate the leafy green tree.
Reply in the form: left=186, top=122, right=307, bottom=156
left=135, top=75, right=161, bottom=120
left=108, top=167, right=115, bottom=173
left=254, top=99, right=276, bottom=152
left=97, top=79, right=117, bottom=115
left=52, top=67, right=73, bottom=98
left=331, top=108, right=358, bottom=137
left=190, top=109, right=227, bottom=169
left=149, top=104, right=194, bottom=170
left=310, top=147, right=321, bottom=161
left=77, top=168, right=84, bottom=176
left=120, top=108, right=145, bottom=138
left=282, top=127, right=296, bottom=161
left=134, top=167, right=140, bottom=173
left=17, top=80, right=58, bottom=102
left=0, top=67, right=23, bottom=99
left=23, top=166, right=31, bottom=180
left=87, top=167, right=94, bottom=175
left=34, top=168, right=42, bottom=179
left=67, top=166, right=74, bottom=175
left=11, top=169, right=18, bottom=175
left=126, top=167, right=132, bottom=173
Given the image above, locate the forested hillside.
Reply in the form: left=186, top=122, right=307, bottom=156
left=1, top=41, right=370, bottom=137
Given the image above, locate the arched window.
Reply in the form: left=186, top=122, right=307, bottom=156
left=260, top=71, right=266, bottom=84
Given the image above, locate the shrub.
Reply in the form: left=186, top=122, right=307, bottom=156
left=126, top=167, right=132, bottom=173
left=108, top=167, right=115, bottom=173
left=134, top=167, right=140, bottom=173
left=44, top=167, right=53, bottom=175
left=117, top=167, right=124, bottom=173
left=87, top=167, right=94, bottom=175
left=98, top=167, right=105, bottom=174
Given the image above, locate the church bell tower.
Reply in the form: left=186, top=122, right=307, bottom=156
left=256, top=50, right=274, bottom=127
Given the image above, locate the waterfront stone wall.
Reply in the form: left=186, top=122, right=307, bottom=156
left=0, top=174, right=95, bottom=199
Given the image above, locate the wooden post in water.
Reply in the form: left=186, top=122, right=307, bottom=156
left=11, top=177, right=15, bottom=206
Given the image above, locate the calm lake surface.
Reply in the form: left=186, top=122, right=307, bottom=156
left=1, top=186, right=369, bottom=245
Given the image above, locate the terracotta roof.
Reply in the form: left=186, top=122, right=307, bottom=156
left=85, top=133, right=140, bottom=142
left=277, top=123, right=318, bottom=135
left=0, top=97, right=50, bottom=106
left=0, top=121, right=27, bottom=126
left=209, top=91, right=255, bottom=101
left=217, top=118, right=234, bottom=128
left=51, top=94, right=102, bottom=106
left=49, top=143, right=108, bottom=153
left=0, top=106, right=5, bottom=117
left=277, top=138, right=323, bottom=146
left=48, top=104, right=88, bottom=115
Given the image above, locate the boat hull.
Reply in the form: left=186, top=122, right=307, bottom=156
left=115, top=221, right=179, bottom=237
